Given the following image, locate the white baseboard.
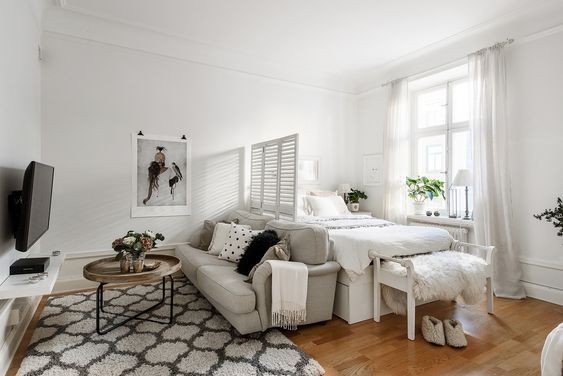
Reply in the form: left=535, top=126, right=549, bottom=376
left=0, top=296, right=41, bottom=376
left=522, top=281, right=563, bottom=306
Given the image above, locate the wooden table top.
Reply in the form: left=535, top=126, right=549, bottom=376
left=83, top=254, right=181, bottom=284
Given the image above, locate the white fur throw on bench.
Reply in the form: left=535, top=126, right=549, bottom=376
left=381, top=251, right=487, bottom=315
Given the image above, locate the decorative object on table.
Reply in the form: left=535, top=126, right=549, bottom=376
left=346, top=189, right=368, bottom=212
left=17, top=277, right=324, bottom=376
left=433, top=211, right=440, bottom=217
left=406, top=176, right=445, bottom=215
left=338, top=183, right=351, bottom=203
left=83, top=254, right=180, bottom=335
left=298, top=156, right=320, bottom=184
left=448, top=185, right=459, bottom=218
left=112, top=230, right=164, bottom=273
left=452, top=169, right=473, bottom=220
left=131, top=133, right=191, bottom=218
left=363, top=154, right=383, bottom=186
left=534, top=197, right=563, bottom=239
left=426, top=211, right=432, bottom=216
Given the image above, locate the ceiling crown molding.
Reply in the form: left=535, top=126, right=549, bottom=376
left=43, top=3, right=357, bottom=94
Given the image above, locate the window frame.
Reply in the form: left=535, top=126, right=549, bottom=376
left=410, top=77, right=470, bottom=214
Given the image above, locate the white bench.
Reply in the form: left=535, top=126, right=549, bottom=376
left=370, top=241, right=495, bottom=340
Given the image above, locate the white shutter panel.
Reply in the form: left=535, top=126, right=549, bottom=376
left=250, top=134, right=298, bottom=220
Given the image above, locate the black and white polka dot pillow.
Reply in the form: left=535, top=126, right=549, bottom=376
left=218, top=224, right=261, bottom=263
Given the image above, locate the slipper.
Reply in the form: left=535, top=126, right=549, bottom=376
left=421, top=315, right=445, bottom=346
left=444, top=319, right=467, bottom=348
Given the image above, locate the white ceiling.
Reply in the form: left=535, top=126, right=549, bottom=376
left=57, top=0, right=550, bottom=90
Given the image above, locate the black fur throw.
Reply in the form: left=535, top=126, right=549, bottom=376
left=236, top=230, right=279, bottom=276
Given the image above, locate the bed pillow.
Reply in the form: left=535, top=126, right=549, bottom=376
left=218, top=224, right=258, bottom=263
left=306, top=195, right=349, bottom=217
left=208, top=223, right=250, bottom=255
left=246, top=234, right=291, bottom=282
left=308, top=190, right=338, bottom=197
left=236, top=230, right=280, bottom=276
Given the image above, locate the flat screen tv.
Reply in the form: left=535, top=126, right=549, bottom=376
left=10, top=162, right=55, bottom=252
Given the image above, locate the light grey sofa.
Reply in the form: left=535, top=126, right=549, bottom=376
left=176, top=210, right=340, bottom=335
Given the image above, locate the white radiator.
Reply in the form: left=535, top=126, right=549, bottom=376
left=408, top=220, right=469, bottom=242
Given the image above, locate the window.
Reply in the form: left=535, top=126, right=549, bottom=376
left=410, top=65, right=473, bottom=216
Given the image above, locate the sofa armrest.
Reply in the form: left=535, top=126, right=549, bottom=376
left=251, top=261, right=341, bottom=330
left=252, top=262, right=273, bottom=330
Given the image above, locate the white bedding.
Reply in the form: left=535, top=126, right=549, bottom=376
left=298, top=215, right=453, bottom=280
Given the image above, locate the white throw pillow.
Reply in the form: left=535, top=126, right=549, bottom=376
left=208, top=223, right=250, bottom=255
left=306, top=195, right=350, bottom=217
left=218, top=224, right=259, bottom=263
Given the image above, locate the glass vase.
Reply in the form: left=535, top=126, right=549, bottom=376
left=132, top=252, right=145, bottom=273
left=119, top=254, right=131, bottom=273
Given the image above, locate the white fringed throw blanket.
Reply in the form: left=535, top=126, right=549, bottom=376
left=266, top=260, right=308, bottom=330
left=381, top=251, right=487, bottom=315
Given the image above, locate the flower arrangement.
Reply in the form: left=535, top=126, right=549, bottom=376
left=112, top=230, right=164, bottom=261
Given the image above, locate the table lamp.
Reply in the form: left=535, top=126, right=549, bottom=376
left=453, top=169, right=472, bottom=220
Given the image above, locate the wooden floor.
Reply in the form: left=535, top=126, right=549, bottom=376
left=285, top=297, right=563, bottom=376
left=8, top=294, right=562, bottom=376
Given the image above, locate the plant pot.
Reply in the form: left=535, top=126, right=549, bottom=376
left=349, top=203, right=360, bottom=212
left=413, top=201, right=426, bottom=215
left=132, top=253, right=145, bottom=273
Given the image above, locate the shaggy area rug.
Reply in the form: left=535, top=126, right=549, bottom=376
left=17, top=278, right=324, bottom=376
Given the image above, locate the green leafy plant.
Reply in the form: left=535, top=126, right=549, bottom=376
left=405, top=176, right=445, bottom=203
left=347, top=189, right=368, bottom=204
left=112, top=230, right=165, bottom=260
left=534, top=198, right=563, bottom=238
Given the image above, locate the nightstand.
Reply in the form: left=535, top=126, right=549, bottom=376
left=350, top=211, right=372, bottom=216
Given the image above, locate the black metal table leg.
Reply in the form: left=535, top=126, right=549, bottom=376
left=95, top=277, right=175, bottom=335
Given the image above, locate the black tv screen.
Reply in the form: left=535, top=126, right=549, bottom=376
left=15, top=162, right=54, bottom=252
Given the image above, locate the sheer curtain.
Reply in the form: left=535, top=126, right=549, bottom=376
left=383, top=79, right=409, bottom=224
left=469, top=46, right=526, bottom=298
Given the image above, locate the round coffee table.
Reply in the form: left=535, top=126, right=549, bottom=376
left=83, top=254, right=181, bottom=335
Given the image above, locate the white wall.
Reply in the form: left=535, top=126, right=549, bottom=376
left=40, top=33, right=359, bottom=254
left=0, top=1, right=44, bottom=373
left=355, top=88, right=388, bottom=217
left=507, top=29, right=563, bottom=303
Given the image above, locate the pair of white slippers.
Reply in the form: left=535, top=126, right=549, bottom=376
left=421, top=316, right=467, bottom=348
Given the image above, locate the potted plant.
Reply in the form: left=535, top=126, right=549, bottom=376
left=112, top=230, right=165, bottom=273
left=534, top=198, right=563, bottom=239
left=405, top=176, right=445, bottom=215
left=347, top=189, right=368, bottom=212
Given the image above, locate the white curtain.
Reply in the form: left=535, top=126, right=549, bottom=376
left=469, top=46, right=526, bottom=298
left=383, top=79, right=409, bottom=224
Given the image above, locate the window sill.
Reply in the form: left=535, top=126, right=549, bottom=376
left=406, top=214, right=474, bottom=229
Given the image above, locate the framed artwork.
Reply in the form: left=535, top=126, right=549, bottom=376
left=131, top=133, right=191, bottom=217
left=363, top=154, right=383, bottom=186
left=298, top=156, right=320, bottom=184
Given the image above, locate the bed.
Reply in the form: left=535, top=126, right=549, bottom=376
left=297, top=214, right=455, bottom=323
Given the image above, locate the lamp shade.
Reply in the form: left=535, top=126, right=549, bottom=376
left=338, top=183, right=351, bottom=194
left=453, top=169, right=472, bottom=187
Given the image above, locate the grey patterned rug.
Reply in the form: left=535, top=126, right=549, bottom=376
left=17, top=278, right=324, bottom=376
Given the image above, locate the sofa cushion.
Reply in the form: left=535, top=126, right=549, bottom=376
left=176, top=244, right=233, bottom=282
left=265, top=220, right=329, bottom=265
left=227, top=210, right=273, bottom=230
left=197, top=265, right=256, bottom=314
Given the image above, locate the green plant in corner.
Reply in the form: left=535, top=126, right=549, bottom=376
left=405, top=176, right=445, bottom=202
left=347, top=189, right=368, bottom=204
left=534, top=197, right=563, bottom=238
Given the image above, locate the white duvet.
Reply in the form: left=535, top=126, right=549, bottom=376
left=299, top=215, right=453, bottom=280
